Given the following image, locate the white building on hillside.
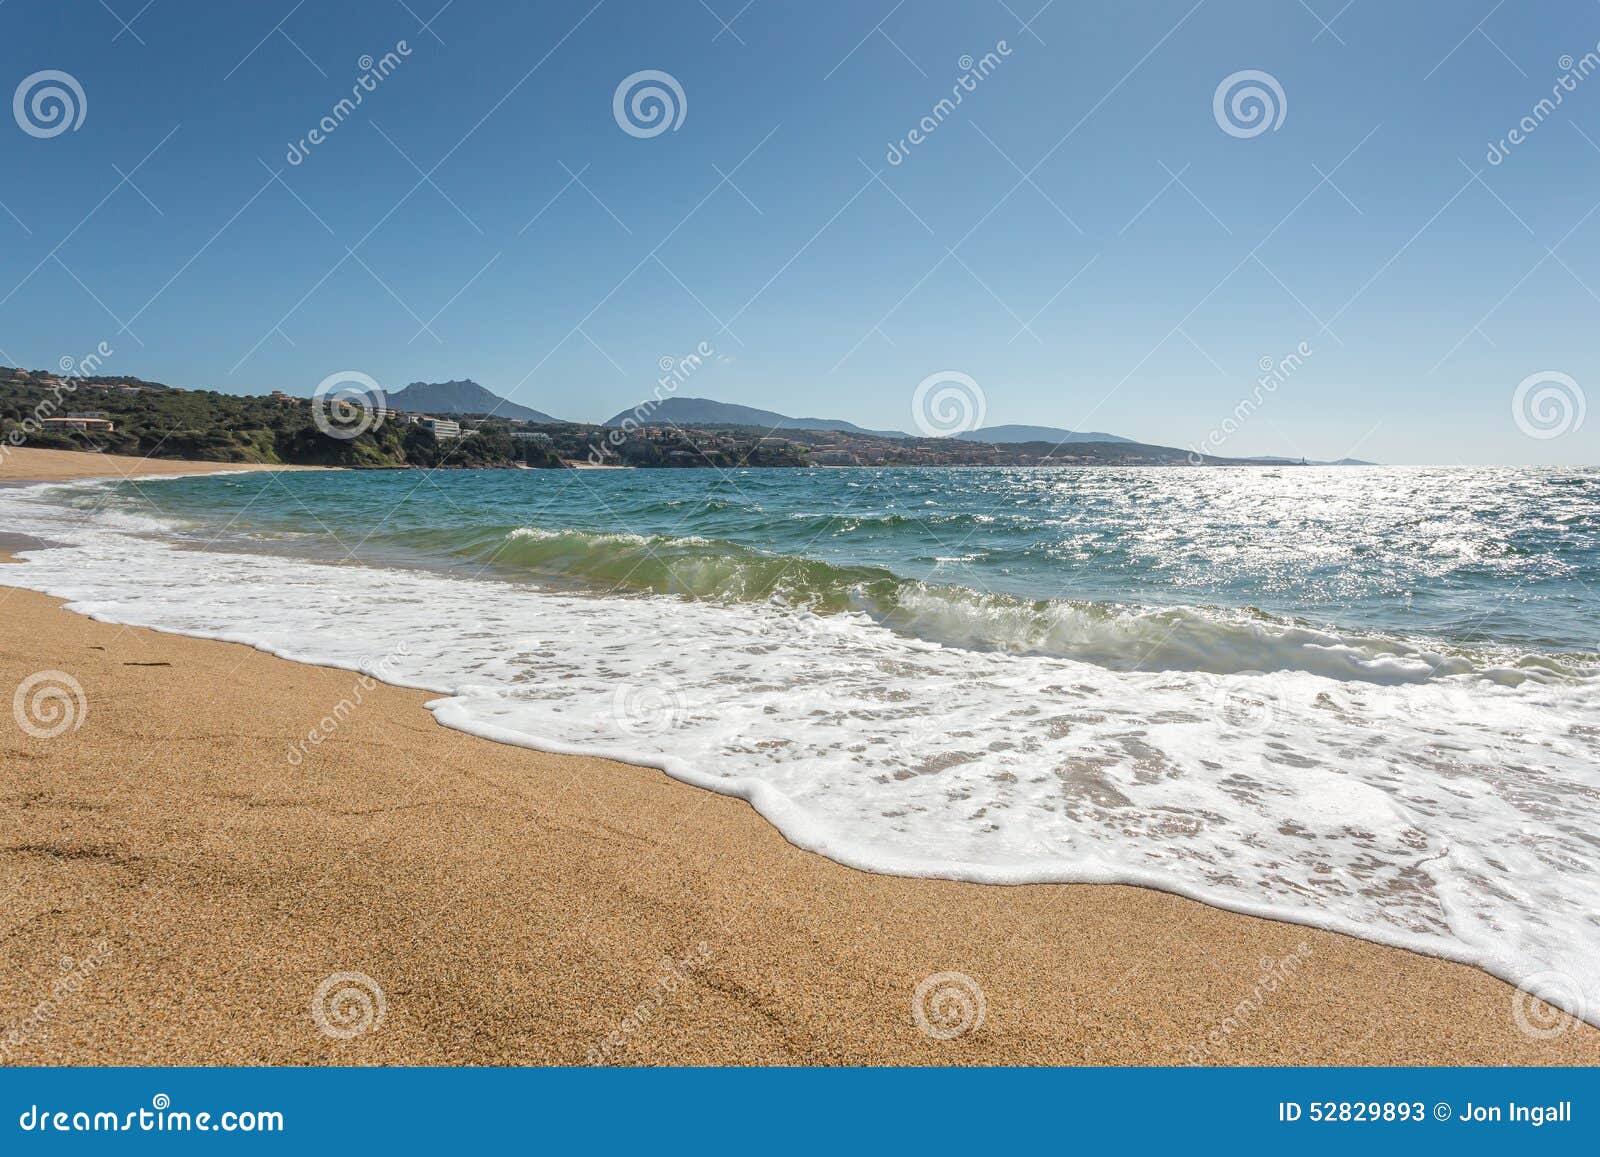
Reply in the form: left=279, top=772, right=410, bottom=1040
left=416, top=417, right=461, bottom=439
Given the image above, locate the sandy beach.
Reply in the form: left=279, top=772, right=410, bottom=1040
left=2, top=449, right=1596, bottom=1066
left=0, top=446, right=326, bottom=485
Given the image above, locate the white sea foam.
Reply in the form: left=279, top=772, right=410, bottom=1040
left=3, top=479, right=1598, bottom=1026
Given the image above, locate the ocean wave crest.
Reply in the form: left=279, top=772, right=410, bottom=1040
left=390, top=524, right=1597, bottom=685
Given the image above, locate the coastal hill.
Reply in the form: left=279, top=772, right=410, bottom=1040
left=603, top=396, right=908, bottom=438
left=596, top=400, right=1140, bottom=448
left=956, top=424, right=1132, bottom=445
left=386, top=380, right=563, bottom=423
left=1246, top=454, right=1378, bottom=466
left=0, top=370, right=806, bottom=469
left=1, top=366, right=1372, bottom=469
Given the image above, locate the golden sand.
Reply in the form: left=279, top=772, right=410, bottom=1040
left=2, top=450, right=1596, bottom=1065
left=0, top=445, right=325, bottom=485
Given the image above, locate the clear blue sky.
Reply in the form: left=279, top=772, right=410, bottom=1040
left=2, top=0, right=1597, bottom=464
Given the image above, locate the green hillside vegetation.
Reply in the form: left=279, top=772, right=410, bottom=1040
left=0, top=374, right=558, bottom=468
left=3, top=368, right=1248, bottom=469
left=0, top=372, right=810, bottom=469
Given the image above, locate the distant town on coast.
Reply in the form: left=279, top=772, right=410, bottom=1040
left=0, top=366, right=1366, bottom=470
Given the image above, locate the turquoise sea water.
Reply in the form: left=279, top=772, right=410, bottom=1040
left=4, top=465, right=1598, bottom=1026
left=72, top=465, right=1600, bottom=663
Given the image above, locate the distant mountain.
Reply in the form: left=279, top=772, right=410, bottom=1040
left=386, top=380, right=563, bottom=423
left=369, top=385, right=1373, bottom=463
left=954, top=424, right=1133, bottom=446
left=1240, top=455, right=1378, bottom=466
left=958, top=426, right=1374, bottom=463
left=602, top=396, right=907, bottom=438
